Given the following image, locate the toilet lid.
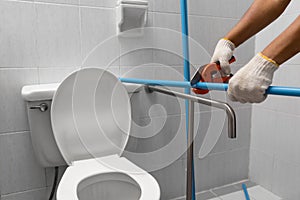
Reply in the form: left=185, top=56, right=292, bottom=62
left=51, top=68, right=131, bottom=165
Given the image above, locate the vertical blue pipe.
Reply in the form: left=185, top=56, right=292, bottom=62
left=242, top=184, right=251, bottom=200
left=180, top=0, right=196, bottom=199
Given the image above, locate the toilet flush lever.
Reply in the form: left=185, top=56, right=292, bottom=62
left=30, top=103, right=48, bottom=112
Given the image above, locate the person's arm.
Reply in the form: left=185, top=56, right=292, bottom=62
left=211, top=0, right=291, bottom=75
left=227, top=16, right=300, bottom=104
left=225, top=0, right=291, bottom=47
left=262, top=15, right=300, bottom=65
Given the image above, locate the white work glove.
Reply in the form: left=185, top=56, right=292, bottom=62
left=211, top=38, right=236, bottom=75
left=228, top=53, right=279, bottom=103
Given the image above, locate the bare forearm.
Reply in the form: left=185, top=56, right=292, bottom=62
left=225, top=0, right=291, bottom=47
left=262, top=15, right=300, bottom=65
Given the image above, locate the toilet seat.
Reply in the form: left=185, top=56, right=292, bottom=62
left=51, top=68, right=132, bottom=164
left=51, top=68, right=160, bottom=200
left=57, top=155, right=160, bottom=200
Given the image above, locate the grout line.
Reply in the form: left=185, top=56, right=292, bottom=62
left=1, top=186, right=47, bottom=197
left=1, top=0, right=34, bottom=4
left=270, top=153, right=276, bottom=192
left=78, top=0, right=83, bottom=66
left=0, top=130, right=30, bottom=136
left=0, top=68, right=38, bottom=70
left=33, top=1, right=40, bottom=84
left=253, top=105, right=300, bottom=118
left=34, top=0, right=79, bottom=7
left=78, top=4, right=115, bottom=9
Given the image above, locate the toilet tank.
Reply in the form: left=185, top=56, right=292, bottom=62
left=22, top=84, right=66, bottom=167
left=21, top=82, right=142, bottom=168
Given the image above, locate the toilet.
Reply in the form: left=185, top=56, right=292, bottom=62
left=22, top=68, right=160, bottom=200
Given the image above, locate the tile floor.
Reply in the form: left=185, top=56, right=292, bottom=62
left=172, top=180, right=282, bottom=200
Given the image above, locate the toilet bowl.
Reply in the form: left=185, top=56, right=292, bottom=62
left=58, top=155, right=159, bottom=200
left=22, top=68, right=160, bottom=200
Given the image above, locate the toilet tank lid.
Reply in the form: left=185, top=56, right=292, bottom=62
left=22, top=83, right=143, bottom=102
left=22, top=83, right=60, bottom=101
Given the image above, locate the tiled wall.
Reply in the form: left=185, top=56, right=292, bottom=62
left=249, top=1, right=300, bottom=200
left=0, top=0, right=253, bottom=199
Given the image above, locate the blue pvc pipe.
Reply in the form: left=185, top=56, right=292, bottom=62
left=180, top=0, right=196, bottom=199
left=242, top=184, right=251, bottom=200
left=180, top=0, right=190, bottom=83
left=120, top=78, right=300, bottom=97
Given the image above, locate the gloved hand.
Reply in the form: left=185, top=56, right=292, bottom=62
left=211, top=38, right=236, bottom=75
left=228, top=53, right=279, bottom=103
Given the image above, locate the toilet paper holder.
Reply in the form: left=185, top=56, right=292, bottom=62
left=116, top=0, right=149, bottom=37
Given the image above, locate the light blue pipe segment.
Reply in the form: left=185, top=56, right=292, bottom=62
left=194, top=82, right=300, bottom=97
left=266, top=86, right=300, bottom=97
left=180, top=0, right=196, bottom=199
left=120, top=78, right=300, bottom=97
left=242, top=184, right=251, bottom=200
left=180, top=0, right=190, bottom=83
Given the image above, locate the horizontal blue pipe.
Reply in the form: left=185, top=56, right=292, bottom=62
left=120, top=77, right=300, bottom=97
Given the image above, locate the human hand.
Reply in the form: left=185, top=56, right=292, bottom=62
left=228, top=53, right=279, bottom=103
left=211, top=38, right=236, bottom=75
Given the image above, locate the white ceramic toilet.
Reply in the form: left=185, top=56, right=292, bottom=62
left=22, top=68, right=160, bottom=200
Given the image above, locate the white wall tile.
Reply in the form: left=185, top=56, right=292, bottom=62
left=0, top=1, right=36, bottom=68
left=195, top=148, right=249, bottom=192
left=235, top=37, right=255, bottom=65
left=124, top=114, right=187, bottom=173
left=38, top=67, right=78, bottom=84
left=152, top=0, right=180, bottom=13
left=119, top=13, right=154, bottom=67
left=196, top=107, right=251, bottom=156
left=251, top=107, right=276, bottom=155
left=129, top=87, right=183, bottom=118
left=249, top=149, right=274, bottom=191
left=189, top=16, right=212, bottom=66
left=193, top=107, right=246, bottom=154
left=80, top=7, right=119, bottom=68
left=0, top=132, right=46, bottom=194
left=0, top=69, right=38, bottom=133
left=150, top=159, right=186, bottom=200
left=35, top=3, right=81, bottom=68
left=271, top=159, right=300, bottom=200
left=277, top=64, right=300, bottom=87
left=272, top=113, right=300, bottom=165
left=79, top=0, right=117, bottom=8
left=120, top=64, right=155, bottom=80
left=189, top=0, right=238, bottom=19
left=152, top=12, right=183, bottom=66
